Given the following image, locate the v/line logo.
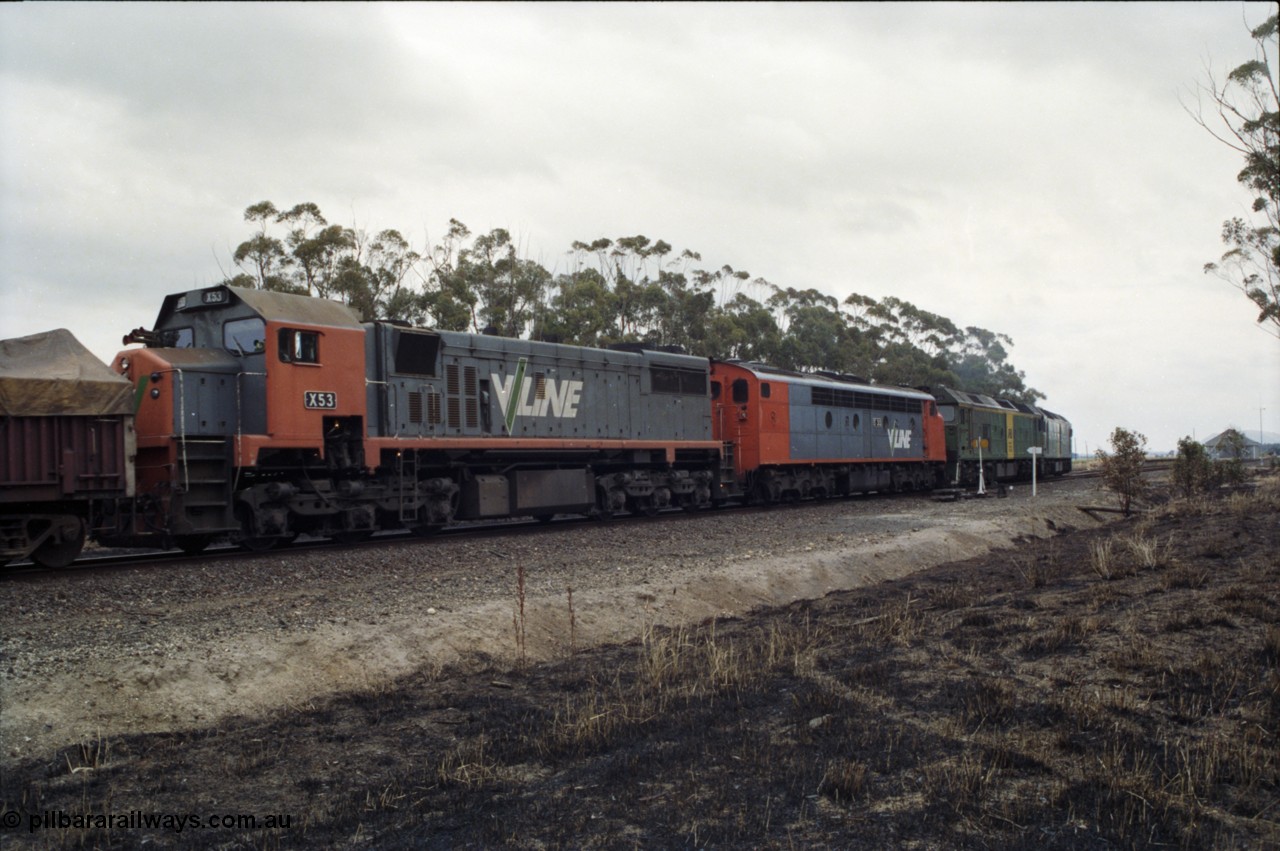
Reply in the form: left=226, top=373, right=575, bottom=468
left=887, top=426, right=913, bottom=450
left=491, top=358, right=584, bottom=433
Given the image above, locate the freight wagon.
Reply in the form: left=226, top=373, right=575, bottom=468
left=0, top=330, right=135, bottom=566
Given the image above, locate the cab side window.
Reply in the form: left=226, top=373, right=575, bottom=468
left=732, top=379, right=749, bottom=404
left=224, top=318, right=266, bottom=356
left=278, top=328, right=320, bottom=364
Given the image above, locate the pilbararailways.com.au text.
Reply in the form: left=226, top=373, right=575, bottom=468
left=5, top=809, right=292, bottom=834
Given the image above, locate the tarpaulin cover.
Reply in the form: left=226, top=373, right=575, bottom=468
left=0, top=329, right=134, bottom=417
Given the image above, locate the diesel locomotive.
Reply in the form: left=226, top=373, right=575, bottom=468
left=0, top=284, right=1071, bottom=567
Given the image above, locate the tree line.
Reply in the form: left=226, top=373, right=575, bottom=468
left=217, top=200, right=1043, bottom=403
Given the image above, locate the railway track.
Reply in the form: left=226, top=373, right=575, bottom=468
left=1, top=475, right=1084, bottom=580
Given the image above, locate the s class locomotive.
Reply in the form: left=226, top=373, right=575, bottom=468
left=0, top=284, right=1071, bottom=567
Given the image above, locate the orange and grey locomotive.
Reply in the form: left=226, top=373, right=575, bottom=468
left=102, top=285, right=721, bottom=554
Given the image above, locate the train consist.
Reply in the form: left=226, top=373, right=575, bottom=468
left=0, top=285, right=1072, bottom=567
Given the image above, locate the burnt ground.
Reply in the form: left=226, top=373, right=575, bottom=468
left=2, top=476, right=1277, bottom=850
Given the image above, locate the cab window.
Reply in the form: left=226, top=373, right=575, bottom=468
left=732, top=379, right=749, bottom=404
left=278, top=328, right=320, bottom=364
left=224, top=318, right=265, bottom=356
left=157, top=327, right=194, bottom=348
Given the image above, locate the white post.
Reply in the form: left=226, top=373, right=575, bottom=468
left=976, top=439, right=986, bottom=496
left=1028, top=446, right=1043, bottom=497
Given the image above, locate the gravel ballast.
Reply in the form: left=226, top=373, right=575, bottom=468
left=1, top=477, right=1108, bottom=763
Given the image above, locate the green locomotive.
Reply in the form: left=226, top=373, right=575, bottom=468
left=931, top=387, right=1072, bottom=487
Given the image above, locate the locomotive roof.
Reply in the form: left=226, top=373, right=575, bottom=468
left=155, top=286, right=363, bottom=329
left=0, top=328, right=133, bottom=417
left=720, top=360, right=932, bottom=400
left=932, top=386, right=1068, bottom=422
left=426, top=327, right=710, bottom=370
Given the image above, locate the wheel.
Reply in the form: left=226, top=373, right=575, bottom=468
left=330, top=530, right=373, bottom=545
left=754, top=483, right=777, bottom=506
left=175, top=535, right=212, bottom=556
left=232, top=508, right=279, bottom=552
left=596, top=487, right=626, bottom=521
left=630, top=496, right=659, bottom=517
left=237, top=534, right=277, bottom=553
left=31, top=518, right=85, bottom=569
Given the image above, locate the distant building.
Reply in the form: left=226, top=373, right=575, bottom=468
left=1203, top=429, right=1266, bottom=460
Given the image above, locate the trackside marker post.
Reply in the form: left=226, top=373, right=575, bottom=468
left=1028, top=446, right=1043, bottom=497
left=971, top=438, right=988, bottom=495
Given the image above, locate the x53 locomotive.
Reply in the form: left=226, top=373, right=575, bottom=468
left=106, top=285, right=721, bottom=553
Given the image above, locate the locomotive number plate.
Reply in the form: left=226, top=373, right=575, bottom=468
left=304, top=391, right=337, bottom=410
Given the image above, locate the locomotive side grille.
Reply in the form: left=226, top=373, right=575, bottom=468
left=811, top=385, right=919, bottom=413
left=535, top=372, right=546, bottom=400
left=444, top=363, right=477, bottom=430
left=464, top=366, right=479, bottom=429
left=408, top=391, right=423, bottom=425
left=427, top=390, right=442, bottom=424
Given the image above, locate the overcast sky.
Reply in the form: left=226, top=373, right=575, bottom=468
left=2, top=2, right=1277, bottom=454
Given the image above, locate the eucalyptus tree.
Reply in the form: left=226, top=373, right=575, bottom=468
left=276, top=203, right=357, bottom=300
left=649, top=269, right=715, bottom=352
left=230, top=201, right=298, bottom=293
left=766, top=287, right=848, bottom=372
left=453, top=228, right=550, bottom=337
left=541, top=269, right=618, bottom=346
left=704, top=293, right=782, bottom=363
left=947, top=326, right=1043, bottom=403
left=418, top=218, right=478, bottom=331
left=1191, top=13, right=1279, bottom=338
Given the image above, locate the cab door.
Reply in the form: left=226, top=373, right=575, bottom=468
left=265, top=323, right=368, bottom=447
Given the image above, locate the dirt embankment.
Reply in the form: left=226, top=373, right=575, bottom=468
left=2, top=479, right=1105, bottom=763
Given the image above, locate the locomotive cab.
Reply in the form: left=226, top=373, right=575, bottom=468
left=108, top=285, right=367, bottom=551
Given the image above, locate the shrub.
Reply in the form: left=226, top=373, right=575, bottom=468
left=1096, top=427, right=1149, bottom=515
left=1171, top=436, right=1219, bottom=498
